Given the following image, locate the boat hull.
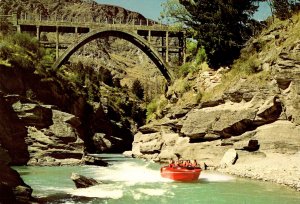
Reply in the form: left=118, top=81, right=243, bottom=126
left=160, top=166, right=201, bottom=181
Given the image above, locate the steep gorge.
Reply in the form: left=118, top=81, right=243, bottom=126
left=1, top=0, right=300, bottom=202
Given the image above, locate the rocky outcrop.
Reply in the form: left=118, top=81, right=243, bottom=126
left=0, top=64, right=86, bottom=165
left=0, top=148, right=33, bottom=203
left=0, top=93, right=32, bottom=202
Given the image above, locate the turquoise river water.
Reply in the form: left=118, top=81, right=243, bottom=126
left=14, top=154, right=300, bottom=204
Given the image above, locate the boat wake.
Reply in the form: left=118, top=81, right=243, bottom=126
left=65, top=155, right=235, bottom=200
left=94, top=161, right=170, bottom=184
left=199, top=172, right=235, bottom=182
left=68, top=160, right=172, bottom=200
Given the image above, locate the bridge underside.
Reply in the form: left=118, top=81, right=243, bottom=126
left=51, top=28, right=173, bottom=82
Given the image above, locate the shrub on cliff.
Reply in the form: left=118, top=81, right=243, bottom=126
left=0, top=34, right=34, bottom=70
left=146, top=96, right=168, bottom=122
left=0, top=32, right=53, bottom=72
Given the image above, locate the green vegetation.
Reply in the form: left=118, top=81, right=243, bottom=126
left=162, top=0, right=263, bottom=68
left=146, top=96, right=168, bottom=122
left=177, top=40, right=207, bottom=77
left=0, top=17, right=14, bottom=35
left=201, top=11, right=300, bottom=102
left=160, top=9, right=300, bottom=109
left=0, top=32, right=53, bottom=72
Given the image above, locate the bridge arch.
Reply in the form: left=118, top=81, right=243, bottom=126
left=52, top=28, right=173, bottom=82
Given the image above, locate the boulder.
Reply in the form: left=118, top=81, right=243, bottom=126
left=219, top=148, right=238, bottom=168
left=140, top=139, right=163, bottom=154
left=123, top=151, right=134, bottom=157
left=138, top=118, right=176, bottom=134
left=71, top=173, right=100, bottom=188
left=243, top=139, right=260, bottom=152
left=251, top=121, right=300, bottom=154
left=13, top=185, right=33, bottom=203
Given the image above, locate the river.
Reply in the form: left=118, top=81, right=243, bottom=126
left=14, top=154, right=300, bottom=204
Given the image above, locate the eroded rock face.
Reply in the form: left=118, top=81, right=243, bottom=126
left=180, top=105, right=257, bottom=139
left=284, top=80, right=300, bottom=125
left=130, top=81, right=298, bottom=177
left=25, top=109, right=84, bottom=166
left=0, top=93, right=29, bottom=165
left=1, top=95, right=85, bottom=166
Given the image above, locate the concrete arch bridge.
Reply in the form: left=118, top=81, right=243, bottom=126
left=7, top=13, right=187, bottom=82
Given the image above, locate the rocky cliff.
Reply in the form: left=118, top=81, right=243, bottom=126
left=0, top=0, right=155, bottom=163
left=126, top=14, right=300, bottom=191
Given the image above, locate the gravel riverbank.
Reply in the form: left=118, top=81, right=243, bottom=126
left=217, top=152, right=300, bottom=191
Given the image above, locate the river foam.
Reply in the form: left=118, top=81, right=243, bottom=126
left=69, top=185, right=123, bottom=199
left=94, top=161, right=170, bottom=184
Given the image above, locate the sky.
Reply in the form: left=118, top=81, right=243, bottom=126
left=95, top=0, right=166, bottom=21
left=95, top=0, right=271, bottom=22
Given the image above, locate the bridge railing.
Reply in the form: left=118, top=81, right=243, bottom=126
left=0, top=13, right=184, bottom=32
left=17, top=13, right=164, bottom=26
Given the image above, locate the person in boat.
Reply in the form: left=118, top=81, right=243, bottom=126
left=191, top=159, right=202, bottom=169
left=179, top=160, right=184, bottom=167
left=168, top=159, right=175, bottom=168
left=191, top=160, right=198, bottom=167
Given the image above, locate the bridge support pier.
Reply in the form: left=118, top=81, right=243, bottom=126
left=166, top=31, right=169, bottom=63
left=17, top=25, right=21, bottom=33
left=148, top=30, right=151, bottom=43
left=183, top=34, right=186, bottom=64
left=177, top=33, right=186, bottom=65
left=36, top=26, right=40, bottom=40
left=75, top=27, right=78, bottom=38
left=56, top=26, right=59, bottom=60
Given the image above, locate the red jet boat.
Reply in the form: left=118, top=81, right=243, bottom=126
left=160, top=166, right=201, bottom=181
